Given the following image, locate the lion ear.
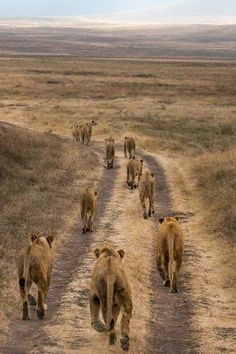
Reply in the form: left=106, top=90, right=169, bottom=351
left=94, top=191, right=98, bottom=197
left=46, top=235, right=53, bottom=248
left=150, top=173, right=155, bottom=177
left=94, top=248, right=100, bottom=258
left=140, top=159, right=143, bottom=164
left=46, top=231, right=57, bottom=247
left=29, top=233, right=38, bottom=244
left=159, top=217, right=164, bottom=224
left=117, top=249, right=125, bottom=259
left=174, top=216, right=179, bottom=221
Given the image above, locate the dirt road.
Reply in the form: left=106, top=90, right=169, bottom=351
left=1, top=142, right=234, bottom=353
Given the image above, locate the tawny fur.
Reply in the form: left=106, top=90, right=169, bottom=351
left=105, top=137, right=115, bottom=169
left=124, top=137, right=136, bottom=159
left=85, top=120, right=97, bottom=143
left=79, top=125, right=89, bottom=145
left=139, top=171, right=155, bottom=219
left=80, top=188, right=97, bottom=233
left=127, top=158, right=143, bottom=189
left=90, top=245, right=133, bottom=351
left=156, top=217, right=184, bottom=293
left=71, top=125, right=80, bottom=143
left=18, top=233, right=56, bottom=320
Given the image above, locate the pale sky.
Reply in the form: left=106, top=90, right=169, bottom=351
left=0, top=0, right=235, bottom=21
left=1, top=0, right=166, bottom=17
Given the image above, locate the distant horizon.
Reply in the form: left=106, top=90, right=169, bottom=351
left=0, top=17, right=235, bottom=27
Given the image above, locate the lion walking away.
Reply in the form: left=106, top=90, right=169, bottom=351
left=18, top=232, right=56, bottom=320
left=156, top=217, right=184, bottom=293
left=105, top=137, right=115, bottom=169
left=90, top=245, right=133, bottom=351
left=139, top=171, right=155, bottom=219
left=124, top=137, right=136, bottom=159
left=80, top=188, right=97, bottom=233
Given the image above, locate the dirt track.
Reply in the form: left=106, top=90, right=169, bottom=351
left=1, top=141, right=234, bottom=353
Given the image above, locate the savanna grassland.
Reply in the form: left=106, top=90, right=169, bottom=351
left=1, top=56, right=235, bottom=240
left=0, top=35, right=235, bottom=352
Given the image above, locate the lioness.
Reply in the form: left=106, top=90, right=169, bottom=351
left=71, top=125, right=80, bottom=142
left=124, top=137, right=136, bottom=159
left=85, top=120, right=97, bottom=143
left=105, top=137, right=115, bottom=169
left=18, top=232, right=56, bottom=320
left=80, top=188, right=97, bottom=233
left=79, top=125, right=89, bottom=145
left=139, top=171, right=155, bottom=219
left=127, top=158, right=143, bottom=189
left=90, top=245, right=133, bottom=351
left=156, top=217, right=184, bottom=293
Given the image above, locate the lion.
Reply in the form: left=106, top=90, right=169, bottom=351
left=105, top=137, right=115, bottom=169
left=90, top=244, right=133, bottom=351
left=124, top=137, right=136, bottom=159
left=80, top=188, right=97, bottom=233
left=127, top=158, right=143, bottom=189
left=85, top=120, right=97, bottom=143
left=156, top=217, right=184, bottom=293
left=139, top=171, right=155, bottom=219
left=71, top=125, right=80, bottom=143
left=18, top=232, right=56, bottom=320
left=79, top=125, right=89, bottom=145
left=105, top=136, right=115, bottom=144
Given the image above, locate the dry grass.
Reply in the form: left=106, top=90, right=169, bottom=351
left=190, top=150, right=236, bottom=241
left=0, top=56, right=235, bottom=338
left=33, top=151, right=155, bottom=354
left=0, top=24, right=236, bottom=59
left=158, top=153, right=236, bottom=354
left=0, top=122, right=100, bottom=339
left=0, top=57, right=235, bottom=244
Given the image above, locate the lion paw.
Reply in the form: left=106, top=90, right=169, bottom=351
left=163, top=279, right=170, bottom=287
left=28, top=294, right=36, bottom=306
left=120, top=336, right=129, bottom=351
left=92, top=321, right=105, bottom=333
left=37, top=308, right=45, bottom=320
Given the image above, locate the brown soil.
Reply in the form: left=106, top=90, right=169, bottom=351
left=1, top=146, right=196, bottom=354
left=1, top=142, right=234, bottom=354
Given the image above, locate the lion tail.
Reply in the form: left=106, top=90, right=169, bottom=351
left=19, top=249, right=31, bottom=291
left=168, top=223, right=176, bottom=280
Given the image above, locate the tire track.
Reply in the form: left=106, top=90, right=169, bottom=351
left=140, top=151, right=199, bottom=354
left=2, top=143, right=199, bottom=354
left=1, top=142, right=118, bottom=354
